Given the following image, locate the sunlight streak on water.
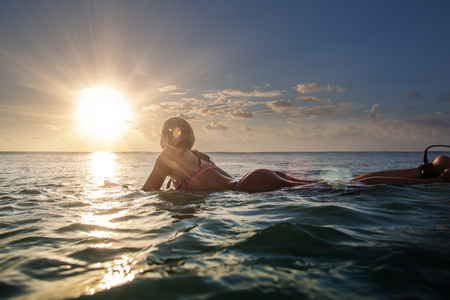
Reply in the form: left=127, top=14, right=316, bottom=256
left=79, top=152, right=143, bottom=294
left=89, top=152, right=118, bottom=186
left=89, top=256, right=142, bottom=293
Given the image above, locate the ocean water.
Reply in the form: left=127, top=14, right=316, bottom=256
left=1, top=151, right=449, bottom=300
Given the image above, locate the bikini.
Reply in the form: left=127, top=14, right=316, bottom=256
left=166, top=149, right=216, bottom=191
left=171, top=150, right=247, bottom=191
left=174, top=162, right=218, bottom=191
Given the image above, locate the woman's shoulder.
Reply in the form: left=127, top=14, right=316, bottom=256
left=158, top=147, right=185, bottom=162
left=159, top=147, right=175, bottom=157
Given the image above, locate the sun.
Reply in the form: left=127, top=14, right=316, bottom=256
left=76, top=86, right=133, bottom=141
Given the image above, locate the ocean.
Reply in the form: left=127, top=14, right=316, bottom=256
left=1, top=151, right=449, bottom=300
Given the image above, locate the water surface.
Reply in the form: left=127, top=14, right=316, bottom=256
left=1, top=152, right=449, bottom=299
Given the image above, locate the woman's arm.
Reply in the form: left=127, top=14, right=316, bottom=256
left=353, top=169, right=449, bottom=185
left=141, top=150, right=173, bottom=191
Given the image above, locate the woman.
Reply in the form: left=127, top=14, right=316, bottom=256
left=351, top=155, right=450, bottom=185
left=142, top=117, right=449, bottom=192
left=141, top=117, right=317, bottom=192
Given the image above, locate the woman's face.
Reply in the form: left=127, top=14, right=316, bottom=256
left=160, top=133, right=170, bottom=149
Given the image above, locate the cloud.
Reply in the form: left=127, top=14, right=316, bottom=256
left=125, top=120, right=156, bottom=138
left=287, top=118, right=302, bottom=125
left=142, top=88, right=359, bottom=123
left=297, top=96, right=330, bottom=103
left=406, top=116, right=450, bottom=129
left=222, top=89, right=282, bottom=97
left=159, top=85, right=179, bottom=92
left=44, top=124, right=61, bottom=133
left=267, top=100, right=295, bottom=113
left=142, top=104, right=160, bottom=111
left=253, top=110, right=276, bottom=115
left=204, top=121, right=228, bottom=130
left=406, top=105, right=416, bottom=110
left=202, top=91, right=226, bottom=100
left=408, top=91, right=425, bottom=100
left=229, top=109, right=254, bottom=119
left=241, top=125, right=252, bottom=131
left=143, top=95, right=261, bottom=119
left=328, top=125, right=361, bottom=137
left=366, top=103, right=379, bottom=120
left=176, top=113, right=198, bottom=120
left=294, top=82, right=346, bottom=94
left=291, top=103, right=362, bottom=119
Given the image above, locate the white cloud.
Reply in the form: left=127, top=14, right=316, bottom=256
left=286, top=118, right=302, bottom=125
left=297, top=96, right=330, bottom=103
left=294, top=82, right=346, bottom=93
left=406, top=116, right=450, bottom=129
left=176, top=113, right=198, bottom=120
left=229, top=109, right=254, bottom=119
left=125, top=120, right=156, bottom=138
left=159, top=85, right=179, bottom=92
left=142, top=104, right=160, bottom=111
left=44, top=124, right=61, bottom=133
left=327, top=125, right=361, bottom=137
left=222, top=89, right=282, bottom=97
left=267, top=100, right=295, bottom=113
left=143, top=95, right=361, bottom=123
left=291, top=103, right=362, bottom=119
left=204, top=121, right=228, bottom=130
left=366, top=103, right=379, bottom=120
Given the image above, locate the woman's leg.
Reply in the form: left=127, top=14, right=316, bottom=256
left=350, top=168, right=420, bottom=181
left=351, top=155, right=450, bottom=182
left=351, top=155, right=450, bottom=185
left=237, top=169, right=314, bottom=192
left=274, top=171, right=317, bottom=184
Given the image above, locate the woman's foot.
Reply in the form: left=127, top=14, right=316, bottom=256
left=441, top=168, right=450, bottom=182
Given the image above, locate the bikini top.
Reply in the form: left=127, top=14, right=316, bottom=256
left=167, top=150, right=217, bottom=191
left=174, top=162, right=217, bottom=191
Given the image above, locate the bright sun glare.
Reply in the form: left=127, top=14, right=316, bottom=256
left=76, top=87, right=132, bottom=141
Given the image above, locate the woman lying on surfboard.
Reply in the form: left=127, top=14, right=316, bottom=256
left=141, top=117, right=317, bottom=192
left=141, top=117, right=449, bottom=192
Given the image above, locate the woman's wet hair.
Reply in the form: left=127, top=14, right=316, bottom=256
left=162, top=117, right=195, bottom=149
left=162, top=117, right=211, bottom=162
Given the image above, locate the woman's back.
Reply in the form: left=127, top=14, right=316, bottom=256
left=163, top=148, right=237, bottom=191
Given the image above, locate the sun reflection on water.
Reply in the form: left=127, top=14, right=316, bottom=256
left=89, top=151, right=118, bottom=187
left=99, top=256, right=139, bottom=290
left=80, top=152, right=142, bottom=294
left=87, top=256, right=143, bottom=295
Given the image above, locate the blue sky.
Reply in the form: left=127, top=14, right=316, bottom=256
left=1, top=0, right=449, bottom=152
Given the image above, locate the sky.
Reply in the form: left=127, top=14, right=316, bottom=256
left=1, top=0, right=449, bottom=152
